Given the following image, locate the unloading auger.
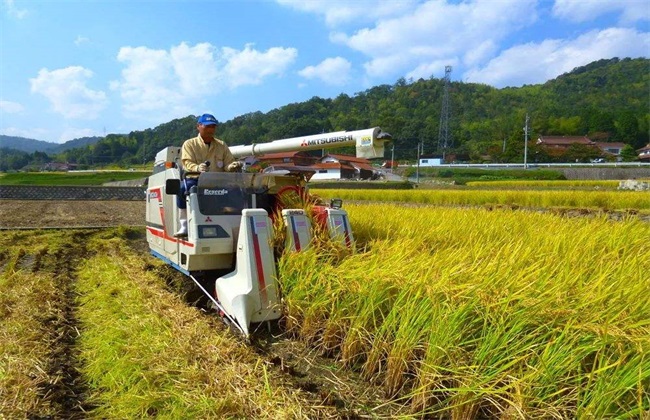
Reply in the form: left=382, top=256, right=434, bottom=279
left=145, top=127, right=391, bottom=336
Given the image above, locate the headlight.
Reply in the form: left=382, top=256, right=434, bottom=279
left=198, top=224, right=229, bottom=239
left=200, top=226, right=218, bottom=237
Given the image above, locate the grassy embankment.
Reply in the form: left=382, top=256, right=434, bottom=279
left=279, top=203, right=650, bottom=418
left=0, top=171, right=149, bottom=186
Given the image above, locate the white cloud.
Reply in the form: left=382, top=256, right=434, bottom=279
left=111, top=42, right=297, bottom=120
left=299, top=57, right=351, bottom=85
left=30, top=66, right=108, bottom=119
left=334, top=0, right=538, bottom=79
left=170, top=42, right=221, bottom=94
left=552, top=0, right=649, bottom=24
left=74, top=35, right=90, bottom=46
left=0, top=99, right=24, bottom=113
left=2, top=0, right=27, bottom=19
left=222, top=44, right=297, bottom=88
left=463, top=27, right=650, bottom=87
left=276, top=0, right=417, bottom=27
left=406, top=58, right=459, bottom=81
left=59, top=127, right=98, bottom=142
left=111, top=45, right=197, bottom=119
left=463, top=40, right=498, bottom=68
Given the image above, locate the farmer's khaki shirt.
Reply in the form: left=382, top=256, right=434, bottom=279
left=181, top=135, right=235, bottom=175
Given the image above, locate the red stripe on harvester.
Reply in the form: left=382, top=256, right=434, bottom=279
left=147, top=187, right=195, bottom=247
left=146, top=226, right=194, bottom=247
left=250, top=217, right=268, bottom=304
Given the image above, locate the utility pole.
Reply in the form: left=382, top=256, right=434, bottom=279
left=437, top=65, right=452, bottom=161
left=523, top=114, right=529, bottom=169
left=390, top=143, right=395, bottom=173
left=416, top=141, right=421, bottom=184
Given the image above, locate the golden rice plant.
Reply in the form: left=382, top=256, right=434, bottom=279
left=312, top=188, right=650, bottom=211
left=278, top=203, right=650, bottom=418
left=465, top=180, right=621, bottom=189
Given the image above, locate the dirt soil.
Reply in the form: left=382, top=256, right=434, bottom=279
left=0, top=200, right=145, bottom=228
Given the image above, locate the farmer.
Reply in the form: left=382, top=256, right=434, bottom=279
left=174, top=113, right=242, bottom=237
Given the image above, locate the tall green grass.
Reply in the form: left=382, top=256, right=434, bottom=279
left=312, top=188, right=650, bottom=212
left=0, top=171, right=149, bottom=186
left=278, top=204, right=650, bottom=417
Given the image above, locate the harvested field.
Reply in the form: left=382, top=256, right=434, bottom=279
left=0, top=200, right=145, bottom=228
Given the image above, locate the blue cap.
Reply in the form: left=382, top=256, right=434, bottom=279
left=197, top=113, right=218, bottom=125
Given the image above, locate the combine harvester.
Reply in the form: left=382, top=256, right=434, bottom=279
left=146, top=128, right=391, bottom=336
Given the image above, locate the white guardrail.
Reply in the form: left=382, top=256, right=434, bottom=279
left=412, top=162, right=650, bottom=168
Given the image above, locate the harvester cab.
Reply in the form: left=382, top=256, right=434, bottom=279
left=145, top=127, right=390, bottom=336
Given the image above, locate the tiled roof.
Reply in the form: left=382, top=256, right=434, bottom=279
left=537, top=136, right=593, bottom=145
left=322, top=153, right=371, bottom=164
left=637, top=144, right=650, bottom=153
left=310, top=162, right=356, bottom=170
left=595, top=142, right=626, bottom=149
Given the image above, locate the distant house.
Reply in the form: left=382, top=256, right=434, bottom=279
left=254, top=151, right=318, bottom=166
left=42, top=162, right=76, bottom=171
left=245, top=151, right=318, bottom=171
left=418, top=155, right=443, bottom=167
left=320, top=154, right=377, bottom=180
left=536, top=136, right=595, bottom=149
left=309, top=162, right=357, bottom=180
left=638, top=144, right=650, bottom=161
left=537, top=136, right=628, bottom=160
left=594, top=142, right=626, bottom=160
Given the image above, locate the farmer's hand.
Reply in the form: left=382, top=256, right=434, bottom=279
left=198, top=162, right=208, bottom=172
left=227, top=161, right=243, bottom=172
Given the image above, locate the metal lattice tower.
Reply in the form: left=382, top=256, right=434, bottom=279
left=437, top=65, right=452, bottom=156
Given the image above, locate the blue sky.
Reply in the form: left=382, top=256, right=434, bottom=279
left=1, top=0, right=648, bottom=144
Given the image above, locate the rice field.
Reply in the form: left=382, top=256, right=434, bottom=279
left=280, top=203, right=650, bottom=418
left=2, top=185, right=649, bottom=418
left=311, top=188, right=650, bottom=212
left=465, top=180, right=622, bottom=189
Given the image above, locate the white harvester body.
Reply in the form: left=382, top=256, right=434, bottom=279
left=145, top=127, right=390, bottom=336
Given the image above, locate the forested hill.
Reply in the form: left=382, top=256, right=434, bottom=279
left=2, top=57, right=648, bottom=170
left=0, top=135, right=102, bottom=153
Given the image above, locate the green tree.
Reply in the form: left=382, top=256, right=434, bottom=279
left=620, top=144, right=638, bottom=161
left=615, top=111, right=639, bottom=145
